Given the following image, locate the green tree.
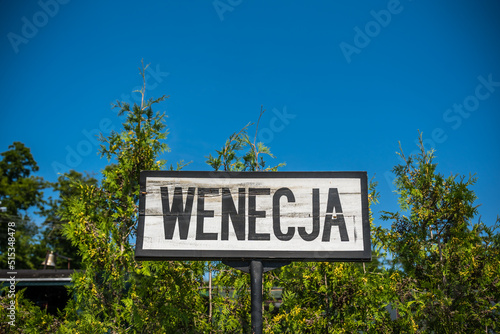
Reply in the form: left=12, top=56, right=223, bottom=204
left=206, top=106, right=285, bottom=173
left=0, top=287, right=62, bottom=334
left=0, top=142, right=47, bottom=269
left=0, top=142, right=45, bottom=215
left=59, top=64, right=209, bottom=333
left=379, top=135, right=500, bottom=332
left=38, top=170, right=98, bottom=269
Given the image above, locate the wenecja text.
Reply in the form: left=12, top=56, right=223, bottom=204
left=160, top=187, right=349, bottom=242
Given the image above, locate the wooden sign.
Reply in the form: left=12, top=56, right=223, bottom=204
left=135, top=171, right=370, bottom=261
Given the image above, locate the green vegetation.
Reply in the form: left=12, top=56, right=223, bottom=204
left=0, top=66, right=498, bottom=333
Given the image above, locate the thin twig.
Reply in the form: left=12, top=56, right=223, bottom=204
left=252, top=106, right=265, bottom=170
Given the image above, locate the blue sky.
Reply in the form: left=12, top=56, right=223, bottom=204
left=1, top=0, right=499, bottom=229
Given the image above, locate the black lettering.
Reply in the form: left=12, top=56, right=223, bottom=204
left=322, top=188, right=349, bottom=242
left=273, top=188, right=295, bottom=241
left=162, top=187, right=195, bottom=239
left=221, top=188, right=246, bottom=240
left=248, top=188, right=270, bottom=240
left=299, top=188, right=320, bottom=241
left=197, top=188, right=219, bottom=240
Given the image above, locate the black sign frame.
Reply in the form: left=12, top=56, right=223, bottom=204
left=135, top=171, right=371, bottom=262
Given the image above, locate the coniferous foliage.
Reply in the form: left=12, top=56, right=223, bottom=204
left=38, top=170, right=98, bottom=269
left=59, top=64, right=208, bottom=332
left=379, top=134, right=500, bottom=332
left=0, top=142, right=47, bottom=269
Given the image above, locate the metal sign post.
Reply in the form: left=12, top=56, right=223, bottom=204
left=250, top=260, right=263, bottom=334
left=222, top=260, right=291, bottom=334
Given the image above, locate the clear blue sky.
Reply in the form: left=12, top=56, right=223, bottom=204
left=1, top=0, right=499, bottom=229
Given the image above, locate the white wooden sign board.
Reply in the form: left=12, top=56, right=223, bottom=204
left=135, top=171, right=371, bottom=261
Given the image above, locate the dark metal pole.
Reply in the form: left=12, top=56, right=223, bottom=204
left=250, top=260, right=263, bottom=334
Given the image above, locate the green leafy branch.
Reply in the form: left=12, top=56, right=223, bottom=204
left=206, top=106, right=285, bottom=172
